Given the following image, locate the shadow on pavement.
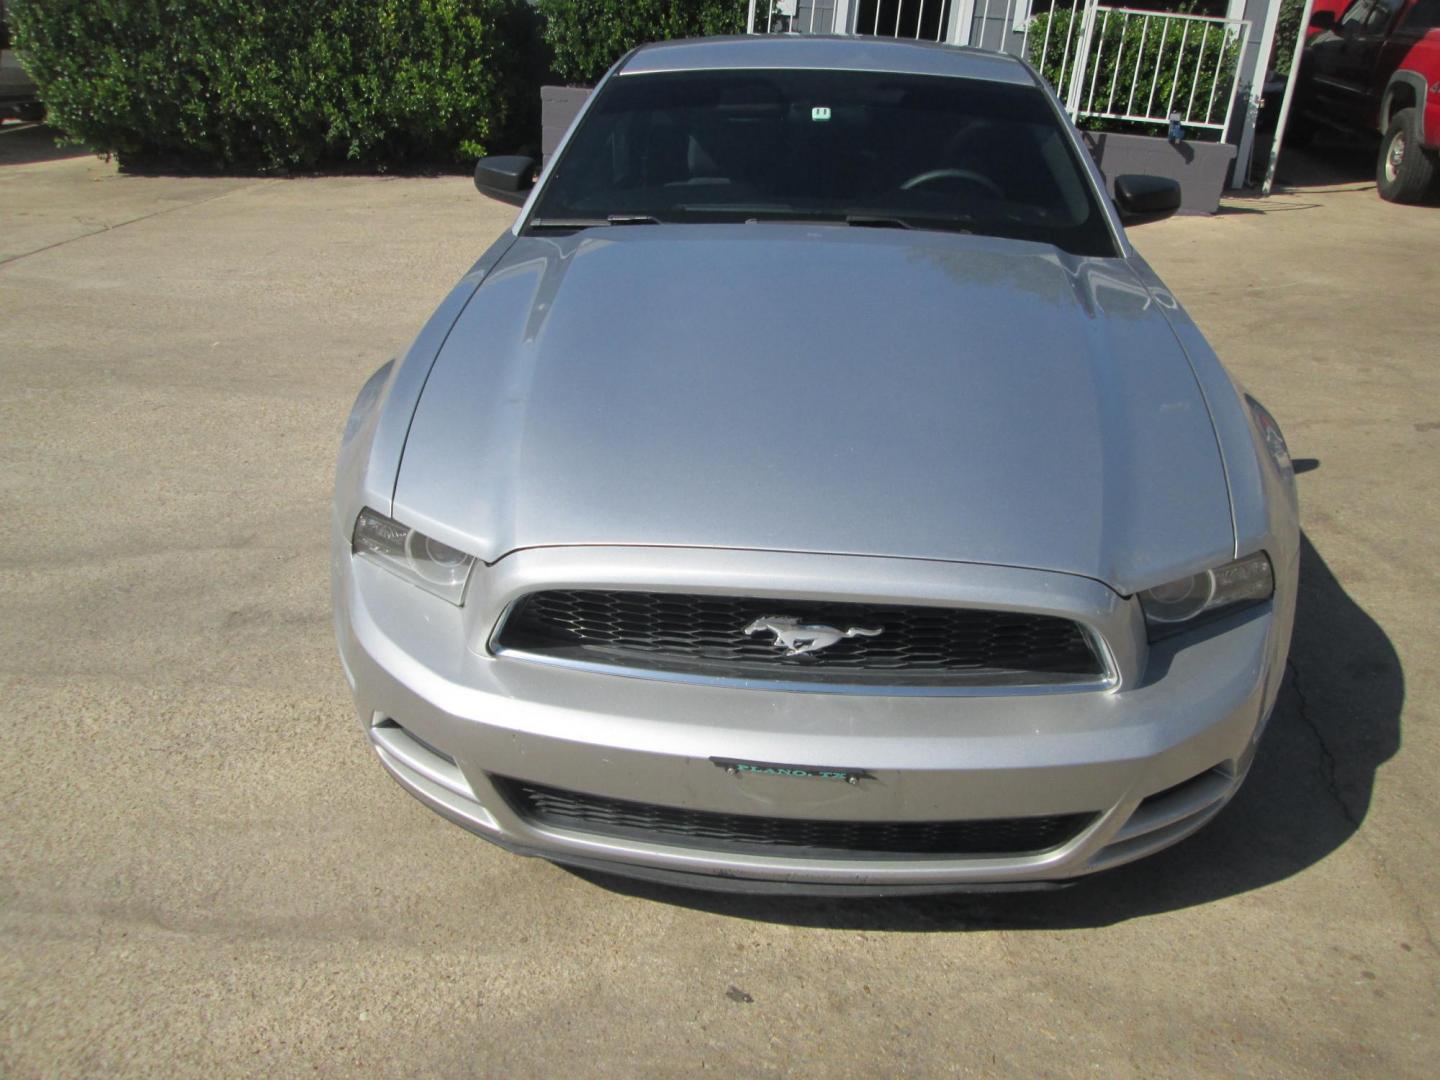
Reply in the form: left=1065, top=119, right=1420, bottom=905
left=1273, top=136, right=1378, bottom=191
left=0, top=122, right=90, bottom=166
left=1216, top=139, right=1379, bottom=215
left=571, top=532, right=1402, bottom=929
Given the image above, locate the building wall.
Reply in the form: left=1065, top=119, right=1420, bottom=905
left=759, top=2, right=841, bottom=34
left=965, top=1, right=1029, bottom=53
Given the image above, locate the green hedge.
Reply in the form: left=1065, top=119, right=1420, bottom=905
left=7, top=0, right=542, bottom=169
left=536, top=0, right=747, bottom=85
left=1270, top=0, right=1306, bottom=79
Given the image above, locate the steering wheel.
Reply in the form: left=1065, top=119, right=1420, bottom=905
left=899, top=168, right=1004, bottom=200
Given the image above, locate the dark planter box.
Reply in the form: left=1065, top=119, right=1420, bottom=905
left=541, top=85, right=591, bottom=163
left=1083, top=131, right=1238, bottom=215
left=542, top=88, right=1237, bottom=215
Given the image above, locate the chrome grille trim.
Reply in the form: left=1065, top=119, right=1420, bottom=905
left=487, top=591, right=1120, bottom=696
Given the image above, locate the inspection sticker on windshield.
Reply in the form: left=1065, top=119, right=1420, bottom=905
left=713, top=757, right=872, bottom=784
left=811, top=106, right=831, bottom=122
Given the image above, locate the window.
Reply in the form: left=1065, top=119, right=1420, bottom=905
left=531, top=69, right=1117, bottom=257
left=1340, top=0, right=1378, bottom=28
left=1344, top=0, right=1404, bottom=29
left=1404, top=0, right=1440, bottom=30
left=1365, top=0, right=1403, bottom=28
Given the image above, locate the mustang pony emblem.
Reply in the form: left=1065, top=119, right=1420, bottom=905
left=742, top=616, right=883, bottom=656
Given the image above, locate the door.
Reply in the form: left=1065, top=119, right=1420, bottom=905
left=1308, top=0, right=1404, bottom=124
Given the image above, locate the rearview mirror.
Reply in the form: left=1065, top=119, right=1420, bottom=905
left=474, top=155, right=537, bottom=206
left=1113, top=174, right=1182, bottom=224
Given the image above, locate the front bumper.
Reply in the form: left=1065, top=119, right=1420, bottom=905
left=334, top=540, right=1291, bottom=894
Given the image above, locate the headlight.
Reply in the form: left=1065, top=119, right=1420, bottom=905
left=1246, top=395, right=1292, bottom=474
left=352, top=508, right=475, bottom=604
left=1138, top=551, right=1274, bottom=639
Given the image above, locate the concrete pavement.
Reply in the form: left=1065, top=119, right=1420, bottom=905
left=1, top=120, right=1437, bottom=1077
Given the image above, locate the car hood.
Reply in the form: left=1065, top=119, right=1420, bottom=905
left=394, top=226, right=1234, bottom=593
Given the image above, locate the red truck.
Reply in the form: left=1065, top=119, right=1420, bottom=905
left=1296, top=0, right=1440, bottom=202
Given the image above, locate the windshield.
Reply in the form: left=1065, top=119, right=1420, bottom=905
left=528, top=67, right=1117, bottom=256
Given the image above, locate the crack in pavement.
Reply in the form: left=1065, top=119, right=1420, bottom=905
left=1287, top=657, right=1439, bottom=956
left=0, top=180, right=272, bottom=268
left=1286, top=657, right=1361, bottom=829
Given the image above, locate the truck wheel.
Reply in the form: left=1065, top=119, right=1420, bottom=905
left=1376, top=108, right=1437, bottom=204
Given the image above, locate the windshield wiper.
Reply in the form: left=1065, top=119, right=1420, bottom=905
left=528, top=214, right=664, bottom=230
left=528, top=217, right=608, bottom=229
left=741, top=213, right=952, bottom=232
left=843, top=214, right=913, bottom=230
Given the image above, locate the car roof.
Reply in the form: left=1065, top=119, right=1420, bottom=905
left=618, top=35, right=1036, bottom=86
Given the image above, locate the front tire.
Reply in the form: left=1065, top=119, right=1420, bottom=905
left=1376, top=107, right=1437, bottom=204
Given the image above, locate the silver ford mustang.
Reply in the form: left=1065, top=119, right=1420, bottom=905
left=332, top=36, right=1298, bottom=895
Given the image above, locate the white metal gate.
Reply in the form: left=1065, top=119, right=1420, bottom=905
left=746, top=2, right=847, bottom=35
left=745, top=2, right=957, bottom=42
left=855, top=0, right=957, bottom=39
left=747, top=1, right=1250, bottom=142
left=1023, top=2, right=1250, bottom=137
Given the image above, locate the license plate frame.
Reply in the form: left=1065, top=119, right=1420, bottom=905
left=711, top=757, right=874, bottom=785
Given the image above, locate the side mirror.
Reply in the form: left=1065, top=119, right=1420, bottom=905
left=1308, top=10, right=1337, bottom=32
left=1114, top=174, right=1182, bottom=224
left=474, top=155, right=537, bottom=206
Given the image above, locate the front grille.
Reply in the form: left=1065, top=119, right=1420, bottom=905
left=492, top=590, right=1103, bottom=687
left=494, top=777, right=1094, bottom=857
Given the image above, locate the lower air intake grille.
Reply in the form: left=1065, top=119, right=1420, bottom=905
left=494, top=777, right=1094, bottom=857
left=492, top=590, right=1103, bottom=687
